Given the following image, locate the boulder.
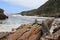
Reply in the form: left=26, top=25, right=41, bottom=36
left=0, top=8, right=8, bottom=20
left=44, top=18, right=55, bottom=29
left=52, top=23, right=60, bottom=33
left=40, top=18, right=60, bottom=40
left=0, top=32, right=9, bottom=38
left=41, top=30, right=60, bottom=40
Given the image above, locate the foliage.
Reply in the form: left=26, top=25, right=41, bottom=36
left=20, top=0, right=60, bottom=17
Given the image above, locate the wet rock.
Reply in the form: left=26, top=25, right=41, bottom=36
left=53, top=23, right=60, bottom=33
left=41, top=30, right=60, bottom=40
left=41, top=21, right=50, bottom=37
left=53, top=27, right=60, bottom=33
left=40, top=18, right=54, bottom=37
left=0, top=8, right=8, bottom=20
left=0, top=32, right=9, bottom=39
left=44, top=18, right=55, bottom=29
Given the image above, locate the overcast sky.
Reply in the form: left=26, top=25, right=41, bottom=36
left=0, top=0, right=48, bottom=14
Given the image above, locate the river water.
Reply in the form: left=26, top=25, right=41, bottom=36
left=0, top=15, right=36, bottom=32
left=0, top=15, right=59, bottom=32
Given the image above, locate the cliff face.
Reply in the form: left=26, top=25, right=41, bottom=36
left=20, top=0, right=60, bottom=17
left=0, top=8, right=8, bottom=20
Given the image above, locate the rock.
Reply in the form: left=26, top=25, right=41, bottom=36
left=40, top=18, right=60, bottom=40
left=0, top=32, right=9, bottom=38
left=53, top=27, right=60, bottom=33
left=0, top=20, right=60, bottom=40
left=44, top=18, right=55, bottom=29
left=41, top=30, right=60, bottom=40
left=7, top=25, right=30, bottom=40
left=0, top=8, right=8, bottom=20
left=17, top=24, right=42, bottom=40
left=3, top=23, right=43, bottom=40
left=52, top=23, right=60, bottom=33
left=41, top=21, right=50, bottom=37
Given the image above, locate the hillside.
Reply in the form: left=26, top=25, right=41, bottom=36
left=20, top=0, right=60, bottom=17
left=37, top=0, right=60, bottom=17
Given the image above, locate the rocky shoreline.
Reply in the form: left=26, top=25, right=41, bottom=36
left=0, top=8, right=8, bottom=20
left=0, top=18, right=60, bottom=40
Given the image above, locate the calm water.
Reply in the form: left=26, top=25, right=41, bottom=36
left=0, top=15, right=58, bottom=32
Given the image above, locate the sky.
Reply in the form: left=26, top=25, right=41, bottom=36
left=0, top=0, right=48, bottom=14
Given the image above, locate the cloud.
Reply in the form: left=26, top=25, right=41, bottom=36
left=2, top=0, right=48, bottom=9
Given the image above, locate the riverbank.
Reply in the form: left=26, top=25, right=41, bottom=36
left=0, top=18, right=60, bottom=40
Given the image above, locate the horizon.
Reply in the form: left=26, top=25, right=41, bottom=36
left=0, top=0, right=48, bottom=14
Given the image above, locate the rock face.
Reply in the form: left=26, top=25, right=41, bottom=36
left=0, top=8, right=8, bottom=20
